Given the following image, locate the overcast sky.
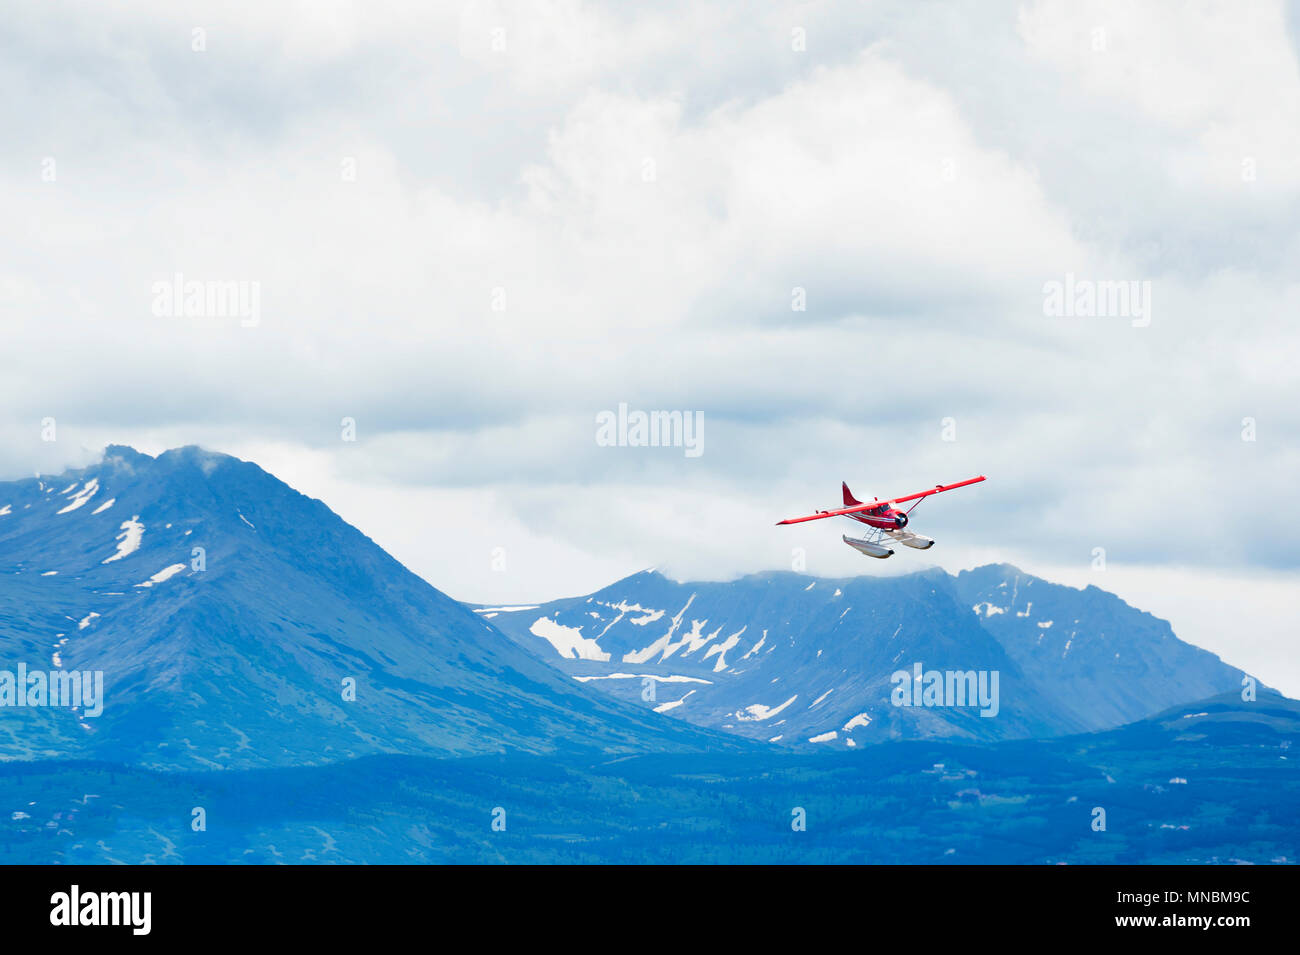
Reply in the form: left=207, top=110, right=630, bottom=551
left=2, top=1, right=1297, bottom=693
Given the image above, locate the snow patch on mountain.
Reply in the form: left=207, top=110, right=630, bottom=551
left=736, top=694, right=797, bottom=722
left=56, top=479, right=99, bottom=514
left=102, top=517, right=144, bottom=563
left=572, top=673, right=711, bottom=684
left=598, top=600, right=665, bottom=626
left=529, top=616, right=610, bottom=661
left=676, top=619, right=718, bottom=657
left=654, top=689, right=695, bottom=713
left=741, top=630, right=767, bottom=660
left=844, top=713, right=872, bottom=731
left=135, top=563, right=188, bottom=588
left=703, top=629, right=743, bottom=672
left=623, top=595, right=696, bottom=664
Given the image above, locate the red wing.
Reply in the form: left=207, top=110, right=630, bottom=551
left=776, top=501, right=888, bottom=525
left=776, top=476, right=985, bottom=525
left=886, top=475, right=987, bottom=506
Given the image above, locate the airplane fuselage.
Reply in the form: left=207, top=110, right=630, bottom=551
left=849, top=506, right=908, bottom=530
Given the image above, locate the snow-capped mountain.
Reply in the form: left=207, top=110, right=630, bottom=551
left=478, top=567, right=1251, bottom=748
left=0, top=446, right=733, bottom=769
left=951, top=564, right=1247, bottom=731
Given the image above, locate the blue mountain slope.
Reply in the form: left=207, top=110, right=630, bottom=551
left=0, top=446, right=736, bottom=769
left=478, top=566, right=1251, bottom=747
left=951, top=564, right=1249, bottom=730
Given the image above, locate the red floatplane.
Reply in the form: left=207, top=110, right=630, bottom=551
left=777, top=476, right=987, bottom=558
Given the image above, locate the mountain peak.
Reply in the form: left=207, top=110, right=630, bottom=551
left=153, top=444, right=241, bottom=477
left=98, top=444, right=247, bottom=472
left=958, top=562, right=1029, bottom=580
left=100, top=444, right=154, bottom=473
left=1, top=446, right=731, bottom=769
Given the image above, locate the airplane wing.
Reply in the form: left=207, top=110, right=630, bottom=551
left=776, top=501, right=889, bottom=524
left=776, top=476, right=985, bottom=525
left=887, top=475, right=987, bottom=507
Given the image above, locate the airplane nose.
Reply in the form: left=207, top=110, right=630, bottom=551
left=896, top=513, right=908, bottom=528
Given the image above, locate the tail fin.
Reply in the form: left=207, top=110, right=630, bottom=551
left=842, top=482, right=862, bottom=507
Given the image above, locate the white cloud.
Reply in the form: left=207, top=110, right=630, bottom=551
left=1, top=0, right=1296, bottom=693
left=1020, top=0, right=1300, bottom=192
